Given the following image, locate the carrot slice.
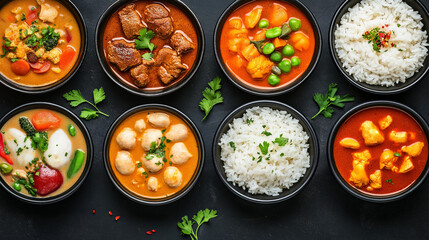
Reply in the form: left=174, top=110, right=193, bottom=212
left=59, top=46, right=76, bottom=69
left=29, top=62, right=43, bottom=70
left=33, top=61, right=51, bottom=74
left=25, top=9, right=37, bottom=25
left=11, top=60, right=30, bottom=76
left=273, top=38, right=287, bottom=48
left=32, top=111, right=61, bottom=131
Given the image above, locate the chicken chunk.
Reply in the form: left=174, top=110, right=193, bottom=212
left=369, top=170, right=382, bottom=189
left=115, top=151, right=135, bottom=175
left=339, top=138, right=360, bottom=149
left=379, top=149, right=398, bottom=170
left=142, top=154, right=163, bottom=173
left=155, top=48, right=187, bottom=84
left=107, top=40, right=142, bottom=71
left=246, top=55, right=274, bottom=79
left=141, top=129, right=162, bottom=151
left=170, top=32, right=195, bottom=55
left=147, top=113, right=170, bottom=128
left=166, top=124, right=188, bottom=142
left=116, top=127, right=137, bottom=150
left=401, top=141, right=424, bottom=157
left=399, top=156, right=414, bottom=173
left=360, top=121, right=384, bottom=146
left=170, top=142, right=192, bottom=165
left=349, top=150, right=371, bottom=187
left=389, top=131, right=407, bottom=144
left=39, top=3, right=58, bottom=23
left=379, top=115, right=392, bottom=130
left=130, top=60, right=154, bottom=88
left=164, top=166, right=182, bottom=188
left=144, top=4, right=174, bottom=39
left=134, top=119, right=146, bottom=133
left=118, top=4, right=144, bottom=39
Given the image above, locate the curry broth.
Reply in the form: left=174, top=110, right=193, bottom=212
left=333, top=107, right=428, bottom=195
left=102, top=1, right=199, bottom=90
left=109, top=110, right=199, bottom=199
left=0, top=0, right=81, bottom=86
left=0, top=109, right=87, bottom=197
left=220, top=0, right=315, bottom=89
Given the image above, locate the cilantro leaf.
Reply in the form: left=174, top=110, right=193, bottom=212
left=63, top=88, right=109, bottom=120
left=142, top=52, right=154, bottom=60
left=258, top=141, right=269, bottom=155
left=273, top=134, right=288, bottom=146
left=177, top=216, right=194, bottom=236
left=93, top=87, right=106, bottom=105
left=80, top=108, right=98, bottom=120
left=199, top=77, right=223, bottom=121
left=261, top=131, right=272, bottom=136
left=135, top=28, right=156, bottom=51
left=63, top=90, right=87, bottom=107
left=229, top=141, right=236, bottom=151
left=312, top=83, right=354, bottom=119
left=178, top=209, right=217, bottom=240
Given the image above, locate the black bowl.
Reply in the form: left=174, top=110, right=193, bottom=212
left=212, top=100, right=319, bottom=204
left=103, top=104, right=205, bottom=205
left=327, top=100, right=429, bottom=202
left=329, top=0, right=429, bottom=95
left=214, top=0, right=322, bottom=96
left=0, top=102, right=94, bottom=204
left=95, top=0, right=204, bottom=97
left=0, top=0, right=87, bottom=94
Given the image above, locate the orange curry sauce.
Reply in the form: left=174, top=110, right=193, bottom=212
left=220, top=0, right=315, bottom=89
left=333, top=107, right=428, bottom=195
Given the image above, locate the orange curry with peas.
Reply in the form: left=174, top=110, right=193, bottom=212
left=333, top=107, right=428, bottom=195
left=220, top=0, right=315, bottom=89
left=109, top=110, right=200, bottom=199
left=0, top=0, right=80, bottom=87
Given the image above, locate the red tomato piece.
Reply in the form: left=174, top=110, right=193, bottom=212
left=59, top=46, right=76, bottom=69
left=33, top=61, right=51, bottom=74
left=11, top=60, right=30, bottom=76
left=31, top=111, right=62, bottom=131
left=65, top=29, right=72, bottom=43
left=33, top=165, right=63, bottom=196
left=25, top=9, right=38, bottom=25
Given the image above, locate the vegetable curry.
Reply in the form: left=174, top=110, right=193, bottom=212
left=109, top=110, right=200, bottom=199
left=220, top=0, right=315, bottom=89
left=333, top=107, right=428, bottom=195
left=0, top=0, right=81, bottom=87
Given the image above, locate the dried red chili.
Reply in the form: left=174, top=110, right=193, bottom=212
left=115, top=216, right=120, bottom=221
left=152, top=229, right=156, bottom=233
left=108, top=211, right=112, bottom=216
left=146, top=231, right=152, bottom=235
left=92, top=210, right=95, bottom=214
left=0, top=132, right=12, bottom=165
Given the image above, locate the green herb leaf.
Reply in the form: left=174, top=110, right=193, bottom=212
left=63, top=90, right=86, bottom=107
left=63, top=88, right=109, bottom=120
left=93, top=87, right=106, bottom=105
left=312, top=83, right=354, bottom=119
left=199, top=77, right=223, bottom=121
left=258, top=141, right=269, bottom=155
left=229, top=141, right=236, bottom=151
left=394, top=152, right=401, bottom=157
left=246, top=118, right=254, bottom=125
left=273, top=135, right=288, bottom=146
left=178, top=209, right=217, bottom=240
left=261, top=131, right=272, bottom=136
left=142, top=52, right=154, bottom=60
left=135, top=28, right=156, bottom=51
left=80, top=108, right=98, bottom=120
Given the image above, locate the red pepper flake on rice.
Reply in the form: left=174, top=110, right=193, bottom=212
left=362, top=25, right=395, bottom=52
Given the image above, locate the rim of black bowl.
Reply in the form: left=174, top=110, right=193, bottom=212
left=213, top=0, right=322, bottom=97
left=327, top=100, right=429, bottom=202
left=0, top=0, right=88, bottom=94
left=0, top=102, right=94, bottom=204
left=212, top=100, right=319, bottom=204
left=103, top=104, right=205, bottom=205
left=95, top=0, right=205, bottom=97
left=329, top=0, right=429, bottom=95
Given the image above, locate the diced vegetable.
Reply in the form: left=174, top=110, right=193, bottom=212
left=290, top=32, right=310, bottom=51
left=241, top=44, right=260, bottom=61
left=19, top=117, right=37, bottom=137
left=270, top=52, right=282, bottom=62
left=11, top=60, right=30, bottom=76
left=253, top=30, right=266, bottom=41
left=246, top=55, right=274, bottom=78
left=59, top=46, right=76, bottom=69
left=258, top=19, right=269, bottom=29
left=65, top=29, right=72, bottom=43
left=278, top=59, right=291, bottom=73
left=12, top=182, right=21, bottom=191
left=0, top=163, right=13, bottom=174
left=31, top=111, right=61, bottom=131
left=33, top=61, right=51, bottom=74
left=282, top=45, right=294, bottom=56
left=229, top=18, right=243, bottom=29
left=67, top=150, right=85, bottom=178
left=0, top=133, right=12, bottom=165
left=25, top=9, right=37, bottom=25
left=262, top=43, right=275, bottom=55
left=268, top=74, right=280, bottom=86
left=29, top=62, right=44, bottom=70
left=291, top=56, right=301, bottom=66
left=270, top=5, right=288, bottom=27
left=244, top=8, right=262, bottom=29
left=273, top=38, right=286, bottom=49
left=289, top=19, right=301, bottom=31
left=68, top=124, right=76, bottom=137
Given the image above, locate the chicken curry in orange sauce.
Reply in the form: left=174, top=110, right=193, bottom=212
left=102, top=1, right=198, bottom=90
left=109, top=110, right=200, bottom=199
left=333, top=107, right=428, bottom=195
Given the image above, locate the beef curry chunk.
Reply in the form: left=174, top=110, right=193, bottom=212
left=155, top=48, right=187, bottom=84
left=131, top=60, right=154, bottom=88
left=26, top=51, right=39, bottom=63
left=107, top=40, right=142, bottom=71
left=143, top=4, right=174, bottom=39
left=118, top=4, right=144, bottom=39
left=170, top=32, right=195, bottom=55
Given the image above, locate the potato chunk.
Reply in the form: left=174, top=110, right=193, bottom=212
left=244, top=8, right=262, bottom=29
left=379, top=115, right=392, bottom=130
left=339, top=138, right=360, bottom=149
left=349, top=150, right=371, bottom=187
left=241, top=44, right=260, bottom=61
left=399, top=156, right=414, bottom=173
left=360, top=121, right=384, bottom=146
left=379, top=149, right=398, bottom=170
left=369, top=170, right=382, bottom=189
left=246, top=55, right=273, bottom=79
left=389, top=131, right=407, bottom=143
left=401, top=141, right=424, bottom=157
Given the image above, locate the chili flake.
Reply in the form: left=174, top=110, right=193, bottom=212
left=108, top=211, right=113, bottom=216
left=362, top=25, right=395, bottom=53
left=152, top=229, right=156, bottom=233
left=115, top=216, right=120, bottom=221
left=92, top=210, right=95, bottom=214
left=146, top=231, right=153, bottom=235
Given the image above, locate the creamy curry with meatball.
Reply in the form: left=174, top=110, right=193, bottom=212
left=109, top=110, right=199, bottom=199
left=0, top=0, right=81, bottom=86
left=333, top=107, right=428, bottom=195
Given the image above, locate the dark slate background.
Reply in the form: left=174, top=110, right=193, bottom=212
left=0, top=0, right=429, bottom=239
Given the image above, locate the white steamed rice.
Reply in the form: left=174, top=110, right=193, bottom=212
left=219, top=107, right=310, bottom=196
left=334, top=0, right=429, bottom=86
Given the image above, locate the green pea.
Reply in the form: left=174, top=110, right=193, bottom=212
left=12, top=182, right=21, bottom=191
left=271, top=65, right=282, bottom=75
left=268, top=74, right=280, bottom=86
left=278, top=59, right=291, bottom=73
left=282, top=45, right=294, bottom=57
left=258, top=19, right=269, bottom=29
left=265, top=27, right=282, bottom=39
left=0, top=163, right=13, bottom=174
left=270, top=52, right=282, bottom=62
left=262, top=43, right=275, bottom=55
left=289, top=19, right=301, bottom=31
left=291, top=56, right=301, bottom=66
left=68, top=124, right=76, bottom=137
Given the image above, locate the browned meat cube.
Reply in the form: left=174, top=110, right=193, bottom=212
left=118, top=4, right=144, bottom=39
left=155, top=48, right=187, bottom=84
left=26, top=51, right=38, bottom=63
left=170, top=32, right=195, bottom=55
left=107, top=40, right=142, bottom=71
left=144, top=4, right=174, bottom=39
left=130, top=60, right=154, bottom=88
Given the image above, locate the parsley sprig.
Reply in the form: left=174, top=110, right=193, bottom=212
left=199, top=77, right=223, bottom=121
left=63, top=88, right=109, bottom=120
left=178, top=209, right=217, bottom=240
left=312, top=83, right=354, bottom=119
left=135, top=28, right=156, bottom=60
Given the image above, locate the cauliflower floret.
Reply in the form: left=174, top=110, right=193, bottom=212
left=35, top=48, right=45, bottom=58
left=16, top=42, right=29, bottom=58
left=44, top=48, right=62, bottom=64
left=6, top=52, right=17, bottom=59
left=246, top=55, right=273, bottom=79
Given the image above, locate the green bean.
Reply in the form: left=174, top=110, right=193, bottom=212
left=282, top=45, right=294, bottom=57
left=258, top=19, right=269, bottom=29
left=278, top=59, right=292, bottom=73
left=270, top=52, right=282, bottom=62
left=67, top=150, right=85, bottom=178
left=268, top=74, right=281, bottom=86
left=68, top=124, right=76, bottom=137
left=262, top=43, right=275, bottom=55
left=289, top=19, right=301, bottom=31
left=0, top=163, right=13, bottom=174
left=265, top=27, right=282, bottom=39
left=291, top=56, right=301, bottom=66
left=12, top=182, right=21, bottom=191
